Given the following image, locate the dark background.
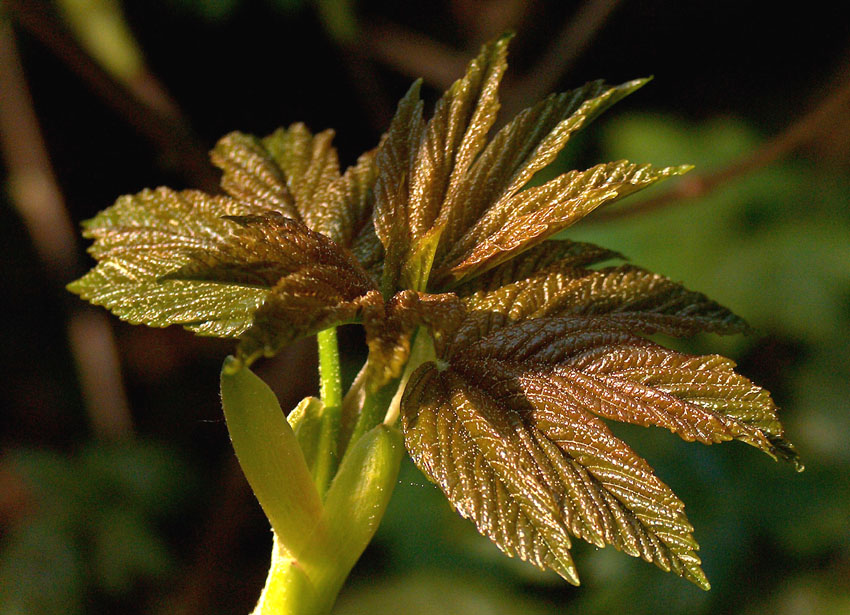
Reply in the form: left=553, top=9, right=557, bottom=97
left=1, top=1, right=849, bottom=614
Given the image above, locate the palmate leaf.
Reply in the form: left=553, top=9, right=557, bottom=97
left=373, top=35, right=510, bottom=293
left=446, top=248, right=749, bottom=351
left=402, top=314, right=798, bottom=588
left=433, top=78, right=648, bottom=264
left=67, top=188, right=270, bottom=336
left=370, top=34, right=684, bottom=295
left=211, top=124, right=378, bottom=251
left=70, top=124, right=382, bottom=339
left=433, top=161, right=692, bottom=286
left=69, top=32, right=801, bottom=596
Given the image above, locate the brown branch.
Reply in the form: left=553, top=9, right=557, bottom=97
left=361, top=20, right=471, bottom=90
left=0, top=15, right=133, bottom=439
left=450, top=0, right=534, bottom=47
left=4, top=0, right=217, bottom=191
left=504, top=0, right=623, bottom=116
left=593, top=63, right=850, bottom=223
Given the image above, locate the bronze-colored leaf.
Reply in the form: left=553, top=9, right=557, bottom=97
left=435, top=161, right=692, bottom=285
left=163, top=212, right=368, bottom=288
left=449, top=262, right=748, bottom=349
left=238, top=268, right=379, bottom=363
left=373, top=80, right=425, bottom=292
left=402, top=361, right=707, bottom=588
left=68, top=188, right=271, bottom=336
left=407, top=34, right=510, bottom=241
left=459, top=316, right=796, bottom=462
left=361, top=290, right=464, bottom=388
left=211, top=125, right=376, bottom=252
left=211, top=131, right=300, bottom=219
left=261, top=124, right=340, bottom=231
left=454, top=239, right=622, bottom=293
left=401, top=301, right=797, bottom=588
left=374, top=35, right=511, bottom=293
left=319, top=149, right=379, bottom=250
left=435, top=79, right=648, bottom=261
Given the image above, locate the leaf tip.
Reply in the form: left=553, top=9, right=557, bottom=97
left=221, top=354, right=243, bottom=376
left=66, top=278, right=83, bottom=296
left=768, top=435, right=804, bottom=472
left=558, top=563, right=581, bottom=587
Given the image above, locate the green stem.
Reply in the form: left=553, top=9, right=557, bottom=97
left=382, top=328, right=435, bottom=426
left=253, top=425, right=404, bottom=615
left=317, top=328, right=342, bottom=408
left=346, top=376, right=398, bottom=454
left=314, top=328, right=343, bottom=496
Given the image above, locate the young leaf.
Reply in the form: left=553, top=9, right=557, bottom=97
left=237, top=271, right=379, bottom=364
left=434, top=79, right=649, bottom=260
left=448, top=262, right=748, bottom=350
left=455, top=239, right=623, bottom=292
left=373, top=80, right=425, bottom=294
left=211, top=131, right=303, bottom=220
left=374, top=35, right=511, bottom=293
left=163, top=212, right=371, bottom=287
left=454, top=316, right=797, bottom=461
left=406, top=34, right=510, bottom=242
left=401, top=310, right=797, bottom=587
left=435, top=161, right=692, bottom=285
left=212, top=125, right=378, bottom=253
left=67, top=188, right=269, bottom=336
left=402, top=362, right=708, bottom=588
left=360, top=290, right=463, bottom=387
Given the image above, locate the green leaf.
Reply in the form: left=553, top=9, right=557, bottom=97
left=435, top=161, right=692, bottom=285
left=261, top=125, right=340, bottom=229
left=286, top=396, right=325, bottom=481
left=319, top=149, right=379, bottom=250
left=220, top=357, right=327, bottom=558
left=164, top=213, right=370, bottom=287
left=67, top=188, right=270, bottom=336
left=128, top=211, right=380, bottom=363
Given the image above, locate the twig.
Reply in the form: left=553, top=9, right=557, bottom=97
left=361, top=21, right=471, bottom=90
left=504, top=0, right=623, bottom=116
left=0, top=16, right=133, bottom=439
left=4, top=0, right=217, bottom=191
left=593, top=64, right=850, bottom=223
left=450, top=0, right=534, bottom=46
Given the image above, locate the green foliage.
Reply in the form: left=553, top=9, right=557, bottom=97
left=0, top=442, right=191, bottom=614
left=69, top=36, right=802, bottom=603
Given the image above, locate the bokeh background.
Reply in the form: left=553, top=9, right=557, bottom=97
left=1, top=1, right=849, bottom=614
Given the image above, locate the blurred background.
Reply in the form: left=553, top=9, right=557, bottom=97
left=1, top=1, right=849, bottom=614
